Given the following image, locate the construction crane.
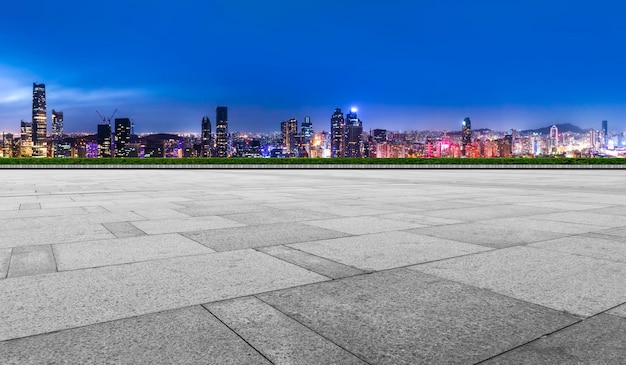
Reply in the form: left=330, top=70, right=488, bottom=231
left=96, top=109, right=118, bottom=126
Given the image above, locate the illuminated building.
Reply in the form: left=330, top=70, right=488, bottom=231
left=461, top=117, right=471, bottom=157
left=301, top=116, right=313, bottom=143
left=330, top=108, right=345, bottom=158
left=602, top=120, right=608, bottom=148
left=498, top=135, right=513, bottom=157
left=549, top=125, right=559, bottom=152
left=97, top=124, right=112, bottom=157
left=20, top=121, right=33, bottom=157
left=51, top=110, right=64, bottom=157
left=32, top=83, right=47, bottom=157
left=114, top=118, right=131, bottom=157
left=201, top=116, right=212, bottom=157
left=281, top=118, right=298, bottom=155
left=345, top=108, right=363, bottom=157
left=215, top=106, right=228, bottom=157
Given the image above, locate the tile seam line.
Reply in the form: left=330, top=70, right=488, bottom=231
left=278, top=245, right=371, bottom=275
left=251, top=295, right=374, bottom=365
left=252, top=248, right=334, bottom=280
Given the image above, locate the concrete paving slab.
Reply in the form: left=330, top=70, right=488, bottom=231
left=581, top=226, right=626, bottom=243
left=223, top=209, right=336, bottom=225
left=478, top=217, right=606, bottom=234
left=183, top=222, right=349, bottom=252
left=378, top=212, right=466, bottom=226
left=407, top=222, right=568, bottom=248
left=529, top=211, right=626, bottom=228
left=102, top=221, right=147, bottom=238
left=205, top=297, right=367, bottom=364
left=417, top=205, right=561, bottom=221
left=0, top=224, right=116, bottom=249
left=0, top=207, right=86, bottom=220
left=176, top=203, right=268, bottom=217
left=530, top=235, right=626, bottom=264
left=290, top=231, right=491, bottom=271
left=258, top=269, right=579, bottom=365
left=303, top=216, right=428, bottom=235
left=0, top=306, right=271, bottom=365
left=0, top=248, right=11, bottom=279
left=7, top=245, right=56, bottom=278
left=410, top=246, right=626, bottom=317
left=0, top=249, right=327, bottom=341
left=257, top=245, right=367, bottom=279
left=608, top=304, right=626, bottom=319
left=82, top=205, right=110, bottom=213
left=130, top=216, right=245, bottom=234
left=19, top=203, right=40, bottom=210
left=517, top=200, right=611, bottom=211
left=53, top=233, right=215, bottom=271
left=483, top=314, right=626, bottom=364
left=132, top=208, right=190, bottom=219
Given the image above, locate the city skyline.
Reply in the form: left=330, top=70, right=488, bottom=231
left=1, top=1, right=626, bottom=133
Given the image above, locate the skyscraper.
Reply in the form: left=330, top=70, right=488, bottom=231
left=331, top=108, right=345, bottom=158
left=602, top=120, right=608, bottom=148
left=301, top=116, right=313, bottom=144
left=114, top=118, right=131, bottom=157
left=201, top=116, right=213, bottom=157
left=550, top=124, right=559, bottom=151
left=215, top=106, right=228, bottom=157
left=32, top=83, right=47, bottom=157
left=52, top=110, right=64, bottom=158
left=97, top=124, right=112, bottom=158
left=345, top=108, right=363, bottom=158
left=461, top=117, right=471, bottom=157
left=281, top=118, right=298, bottom=155
left=20, top=120, right=33, bottom=157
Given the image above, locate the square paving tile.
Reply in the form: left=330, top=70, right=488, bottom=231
left=130, top=216, right=245, bottom=234
left=0, top=224, right=116, bottom=249
left=183, top=222, right=349, bottom=252
left=410, top=246, right=626, bottom=317
left=0, top=306, right=270, bottom=365
left=258, top=269, right=578, bottom=365
left=7, top=245, right=56, bottom=278
left=483, top=314, right=626, bottom=364
left=205, top=297, right=366, bottom=364
left=528, top=211, right=626, bottom=228
left=377, top=212, right=466, bottom=226
left=102, top=221, right=147, bottom=238
left=303, top=216, right=428, bottom=235
left=290, top=231, right=491, bottom=271
left=223, top=209, right=336, bottom=225
left=416, top=205, right=560, bottom=221
left=478, top=217, right=606, bottom=235
left=53, top=233, right=215, bottom=271
left=529, top=235, right=626, bottom=264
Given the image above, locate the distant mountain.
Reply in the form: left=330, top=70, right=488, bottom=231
left=522, top=123, right=589, bottom=135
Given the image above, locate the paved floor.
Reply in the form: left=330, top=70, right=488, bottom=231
left=0, top=169, right=625, bottom=364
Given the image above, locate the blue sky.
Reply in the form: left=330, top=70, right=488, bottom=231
left=1, top=0, right=625, bottom=133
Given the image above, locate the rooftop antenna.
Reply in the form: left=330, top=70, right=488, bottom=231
left=95, top=109, right=118, bottom=126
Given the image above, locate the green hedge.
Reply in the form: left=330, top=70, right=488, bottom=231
left=0, top=157, right=625, bottom=165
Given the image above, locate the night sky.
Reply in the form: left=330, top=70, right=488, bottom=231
left=1, top=0, right=625, bottom=134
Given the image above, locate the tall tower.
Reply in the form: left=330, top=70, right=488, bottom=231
left=602, top=120, right=608, bottom=148
left=345, top=108, right=363, bottom=158
left=281, top=118, right=298, bottom=155
left=461, top=117, right=471, bottom=157
left=201, top=116, right=212, bottom=157
left=331, top=108, right=345, bottom=158
left=549, top=124, right=558, bottom=150
left=114, top=118, right=131, bottom=157
left=32, top=83, right=47, bottom=156
left=51, top=110, right=64, bottom=157
left=215, top=106, right=228, bottom=157
left=301, top=116, right=313, bottom=144
left=97, top=124, right=112, bottom=158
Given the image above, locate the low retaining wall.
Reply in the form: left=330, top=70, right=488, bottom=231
left=1, top=164, right=626, bottom=169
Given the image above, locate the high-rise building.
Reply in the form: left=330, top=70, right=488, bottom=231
left=32, top=83, right=47, bottom=157
left=549, top=125, right=559, bottom=152
left=52, top=110, right=64, bottom=158
left=201, top=116, right=213, bottom=157
left=602, top=120, right=608, bottom=148
left=345, top=108, right=363, bottom=158
left=461, top=117, right=471, bottom=157
left=281, top=118, right=298, bottom=155
left=215, top=106, right=228, bottom=157
left=301, top=116, right=313, bottom=143
left=114, top=118, right=131, bottom=157
left=20, top=120, right=33, bottom=157
left=97, top=124, right=112, bottom=158
left=331, top=108, right=345, bottom=158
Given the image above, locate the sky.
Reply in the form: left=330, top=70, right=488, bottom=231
left=1, top=0, right=625, bottom=134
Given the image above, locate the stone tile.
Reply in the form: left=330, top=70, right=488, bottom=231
left=530, top=235, right=626, bottom=264
left=0, top=207, right=86, bottom=220
left=223, top=209, right=336, bottom=225
left=258, top=269, right=578, bottom=365
left=132, top=208, right=190, bottom=219
left=54, top=233, right=215, bottom=271
left=0, top=248, right=11, bottom=279
left=586, top=205, right=626, bottom=216
left=378, top=212, right=466, bottom=226
left=417, top=205, right=560, bottom=221
left=102, top=221, right=147, bottom=238
left=205, top=297, right=366, bottom=364
left=410, top=246, right=626, bottom=317
left=479, top=217, right=606, bottom=235
left=183, top=223, right=349, bottom=252
left=257, top=245, right=367, bottom=279
left=0, top=224, right=116, bottom=249
left=609, top=304, right=626, bottom=319
left=528, top=211, right=626, bottom=228
left=484, top=314, right=626, bottom=365
left=19, top=203, right=41, bottom=210
left=0, top=306, right=270, bottom=365
left=517, top=200, right=610, bottom=211
left=130, top=216, right=245, bottom=234
left=290, top=231, right=491, bottom=271
left=0, top=249, right=327, bottom=341
left=581, top=226, right=626, bottom=243
left=303, top=216, right=428, bottom=235
left=176, top=203, right=268, bottom=217
left=407, top=222, right=567, bottom=248
left=8, top=245, right=57, bottom=278
left=82, top=205, right=110, bottom=213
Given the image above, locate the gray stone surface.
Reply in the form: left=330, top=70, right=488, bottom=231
left=377, top=212, right=466, bottom=226
left=477, top=216, right=606, bottom=234
left=53, top=233, right=215, bottom=271
left=102, top=221, right=147, bottom=238
left=0, top=223, right=116, bottom=249
left=183, top=222, right=349, bottom=252
left=130, top=216, right=245, bottom=234
left=0, top=306, right=271, bottom=365
left=290, top=231, right=491, bottom=271
left=0, top=248, right=11, bottom=279
left=411, top=246, right=626, bottom=316
left=257, top=245, right=367, bottom=279
left=303, top=216, right=428, bottom=235
left=609, top=304, right=626, bottom=319
left=530, top=235, right=626, bottom=263
left=0, top=249, right=327, bottom=341
left=417, top=204, right=560, bottom=221
left=223, top=208, right=336, bottom=225
left=7, top=245, right=56, bottom=278
left=484, top=314, right=626, bottom=365
left=205, top=297, right=367, bottom=364
left=19, top=203, right=40, bottom=210
left=528, top=211, right=626, bottom=228
left=259, top=269, right=579, bottom=365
